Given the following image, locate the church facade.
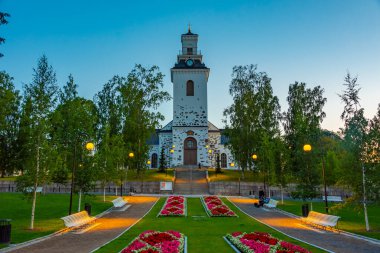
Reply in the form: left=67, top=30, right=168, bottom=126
left=148, top=29, right=234, bottom=169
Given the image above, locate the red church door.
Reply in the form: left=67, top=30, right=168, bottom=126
left=184, top=137, right=197, bottom=165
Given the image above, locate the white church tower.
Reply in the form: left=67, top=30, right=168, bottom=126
left=170, top=27, right=210, bottom=166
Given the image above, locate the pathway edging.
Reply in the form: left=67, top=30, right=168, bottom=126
left=226, top=197, right=334, bottom=253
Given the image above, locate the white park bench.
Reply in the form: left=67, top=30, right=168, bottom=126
left=25, top=186, right=43, bottom=193
left=112, top=197, right=131, bottom=211
left=264, top=199, right=278, bottom=208
left=300, top=211, right=340, bottom=230
left=61, top=211, right=96, bottom=228
left=322, top=195, right=343, bottom=202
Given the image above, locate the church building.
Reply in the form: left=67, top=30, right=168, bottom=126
left=148, top=28, right=234, bottom=169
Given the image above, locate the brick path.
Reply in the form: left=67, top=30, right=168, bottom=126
left=228, top=197, right=380, bottom=253
left=5, top=196, right=159, bottom=253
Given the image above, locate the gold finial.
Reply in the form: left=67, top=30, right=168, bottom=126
left=188, top=23, right=191, bottom=33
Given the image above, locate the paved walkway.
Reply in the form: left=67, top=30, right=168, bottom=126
left=229, top=197, right=380, bottom=253
left=5, top=196, right=159, bottom=253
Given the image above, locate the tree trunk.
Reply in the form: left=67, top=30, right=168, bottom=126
left=362, top=164, right=370, bottom=231
left=78, top=189, right=82, bottom=212
left=281, top=186, right=284, bottom=204
left=103, top=186, right=106, bottom=202
left=30, top=145, right=39, bottom=230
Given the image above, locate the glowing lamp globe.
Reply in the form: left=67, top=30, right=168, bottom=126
left=147, top=160, right=151, bottom=165
left=303, top=144, right=312, bottom=152
left=252, top=154, right=258, bottom=160
left=129, top=152, right=134, bottom=158
left=85, top=142, right=95, bottom=151
left=230, top=163, right=235, bottom=167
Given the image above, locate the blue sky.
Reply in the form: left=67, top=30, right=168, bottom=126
left=1, top=0, right=380, bottom=131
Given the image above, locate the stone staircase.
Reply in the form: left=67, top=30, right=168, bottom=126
left=173, top=167, right=209, bottom=195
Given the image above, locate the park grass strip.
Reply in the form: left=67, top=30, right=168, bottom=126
left=201, top=196, right=238, bottom=217
left=158, top=196, right=187, bottom=217
left=121, top=230, right=186, bottom=253
left=225, top=231, right=311, bottom=253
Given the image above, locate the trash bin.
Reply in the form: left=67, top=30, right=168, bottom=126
left=84, top=203, right=91, bottom=216
left=0, top=219, right=11, bottom=244
left=302, top=203, right=309, bottom=217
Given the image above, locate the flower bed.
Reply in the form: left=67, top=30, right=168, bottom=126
left=225, top=231, right=312, bottom=253
left=122, top=230, right=186, bottom=253
left=158, top=196, right=186, bottom=217
left=201, top=196, right=237, bottom=217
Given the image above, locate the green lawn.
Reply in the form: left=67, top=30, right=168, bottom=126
left=207, top=169, right=258, bottom=182
left=0, top=176, right=16, bottom=181
left=0, top=170, right=174, bottom=183
left=276, top=200, right=380, bottom=239
left=96, top=197, right=326, bottom=253
left=0, top=193, right=113, bottom=247
left=126, top=169, right=174, bottom=181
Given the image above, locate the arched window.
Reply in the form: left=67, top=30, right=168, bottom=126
left=221, top=153, right=227, bottom=168
left=151, top=153, right=158, bottom=168
left=186, top=80, right=194, bottom=96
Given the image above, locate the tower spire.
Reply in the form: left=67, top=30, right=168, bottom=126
left=188, top=23, right=191, bottom=33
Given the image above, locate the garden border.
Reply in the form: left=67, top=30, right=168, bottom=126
left=226, top=197, right=334, bottom=253
left=157, top=196, right=187, bottom=217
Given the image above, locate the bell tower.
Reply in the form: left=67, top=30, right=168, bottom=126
left=170, top=27, right=210, bottom=166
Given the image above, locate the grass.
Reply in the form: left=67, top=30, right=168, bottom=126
left=276, top=199, right=380, bottom=239
left=0, top=193, right=113, bottom=247
left=207, top=169, right=258, bottom=182
left=96, top=197, right=326, bottom=253
left=0, top=176, right=17, bottom=181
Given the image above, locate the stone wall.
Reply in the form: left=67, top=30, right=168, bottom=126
left=0, top=181, right=161, bottom=194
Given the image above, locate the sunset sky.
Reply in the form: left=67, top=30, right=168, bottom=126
left=1, top=0, right=379, bottom=132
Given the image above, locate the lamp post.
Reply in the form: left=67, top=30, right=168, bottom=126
left=252, top=153, right=258, bottom=196
left=121, top=152, right=134, bottom=196
left=69, top=139, right=94, bottom=215
left=169, top=148, right=174, bottom=176
left=303, top=144, right=328, bottom=213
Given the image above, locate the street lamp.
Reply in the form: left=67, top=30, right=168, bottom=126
left=252, top=153, right=259, bottom=196
left=169, top=149, right=174, bottom=176
left=69, top=140, right=94, bottom=215
left=303, top=144, right=329, bottom=213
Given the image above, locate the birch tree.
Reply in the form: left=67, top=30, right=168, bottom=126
left=16, top=55, right=58, bottom=229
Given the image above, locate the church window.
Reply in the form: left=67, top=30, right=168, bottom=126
left=187, top=140, right=194, bottom=148
left=186, top=80, right=194, bottom=96
left=151, top=153, right=158, bottom=168
left=221, top=153, right=227, bottom=168
left=187, top=47, right=193, bottom=55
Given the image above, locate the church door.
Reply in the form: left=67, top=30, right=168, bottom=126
left=184, top=137, right=197, bottom=165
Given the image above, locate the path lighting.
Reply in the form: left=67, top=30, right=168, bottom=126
left=69, top=140, right=94, bottom=215
left=85, top=142, right=95, bottom=152
left=169, top=149, right=174, bottom=176
left=129, top=152, right=134, bottom=158
left=252, top=153, right=260, bottom=196
left=230, top=162, right=234, bottom=167
left=303, top=143, right=329, bottom=213
left=303, top=144, right=312, bottom=152
left=147, top=160, right=151, bottom=165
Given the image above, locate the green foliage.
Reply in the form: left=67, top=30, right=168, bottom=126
left=0, top=12, right=10, bottom=57
left=0, top=71, right=21, bottom=177
left=283, top=82, right=327, bottom=200
left=158, top=147, right=166, bottom=172
left=223, top=65, right=281, bottom=185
